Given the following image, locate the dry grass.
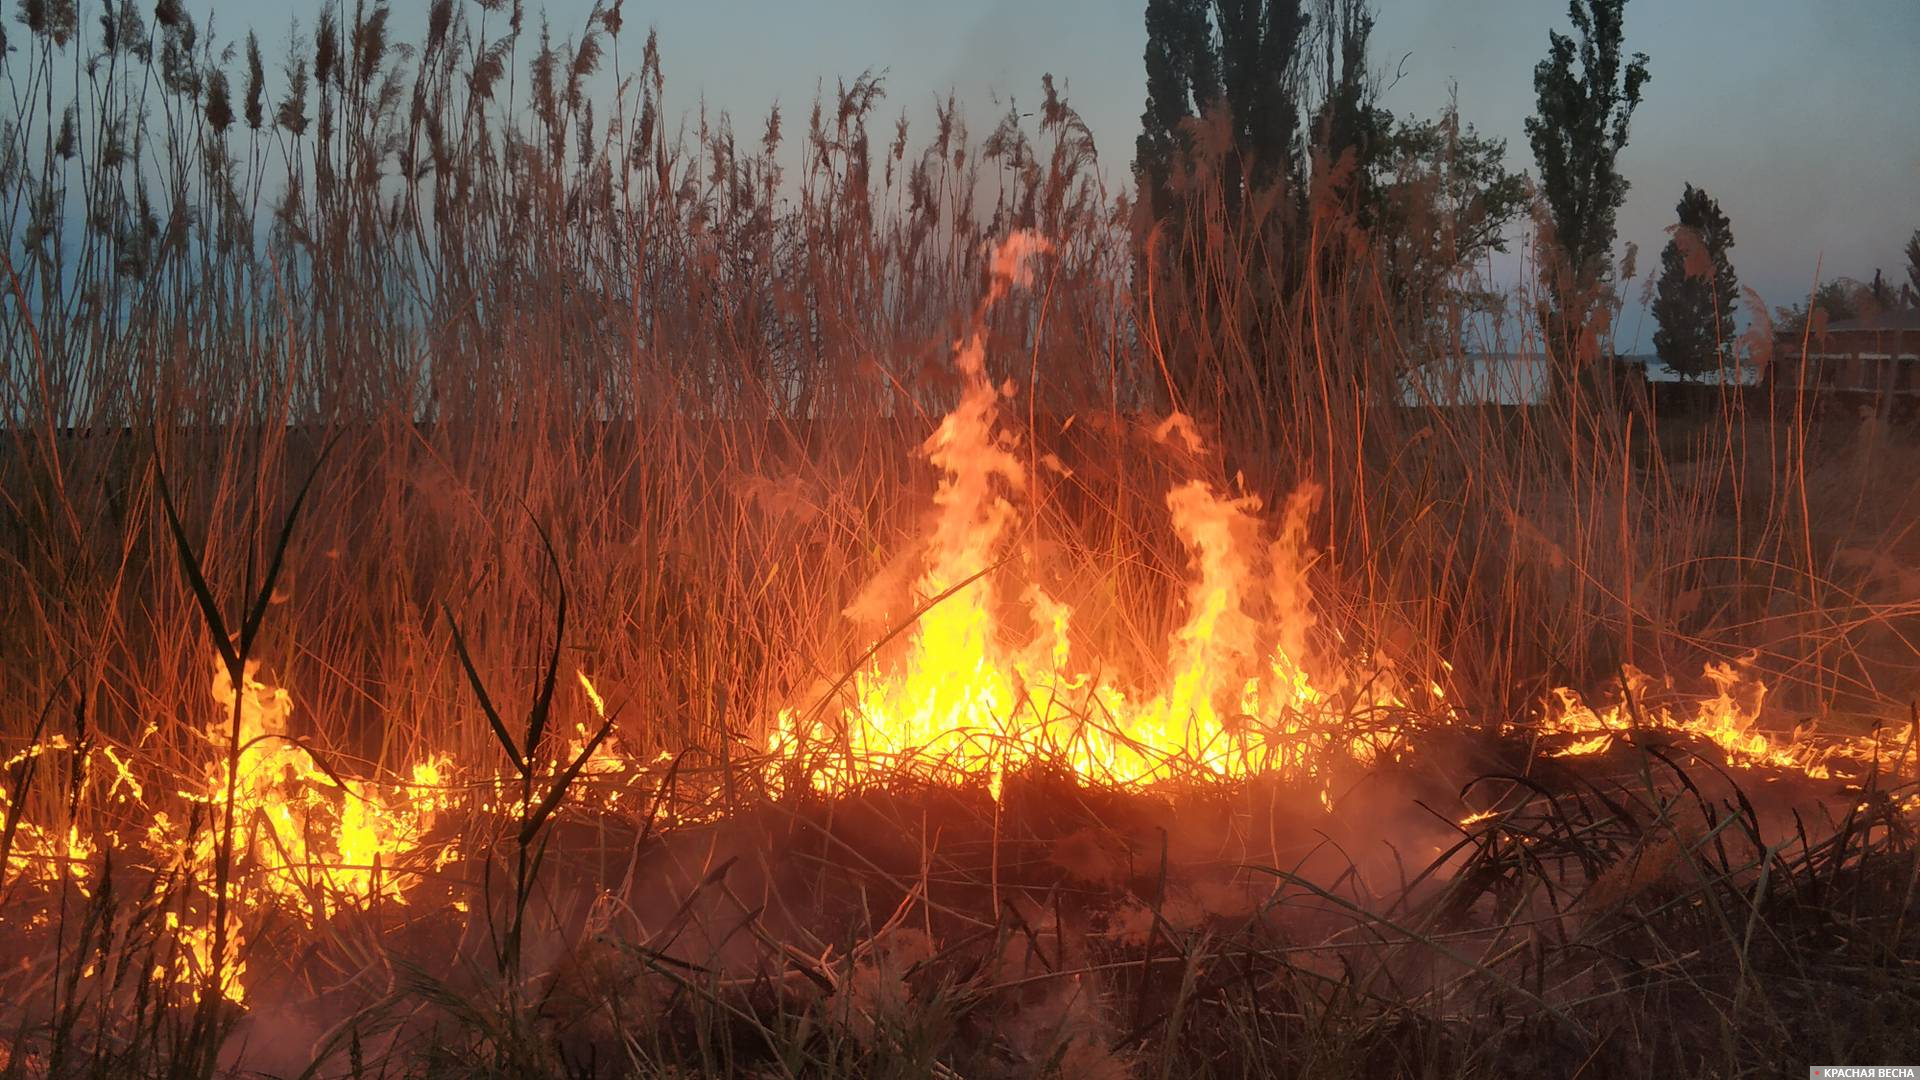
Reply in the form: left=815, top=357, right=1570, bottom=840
left=2, top=2, right=1918, bottom=1077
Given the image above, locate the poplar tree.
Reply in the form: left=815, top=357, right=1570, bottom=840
left=1526, top=0, right=1650, bottom=366
left=1651, top=184, right=1740, bottom=379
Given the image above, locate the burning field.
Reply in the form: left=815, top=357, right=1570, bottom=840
left=4, top=229, right=1916, bottom=1077
left=4, top=3, right=1920, bottom=1078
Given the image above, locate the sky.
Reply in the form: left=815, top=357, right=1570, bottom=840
left=199, top=0, right=1920, bottom=349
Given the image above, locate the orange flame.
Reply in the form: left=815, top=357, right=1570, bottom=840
left=133, top=658, right=460, bottom=1003
left=768, top=233, right=1412, bottom=800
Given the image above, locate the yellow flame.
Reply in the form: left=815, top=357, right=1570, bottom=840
left=1535, top=660, right=1905, bottom=774
left=195, top=658, right=454, bottom=922
left=768, top=233, right=1412, bottom=802
left=115, top=657, right=463, bottom=1003
left=763, top=232, right=1912, bottom=807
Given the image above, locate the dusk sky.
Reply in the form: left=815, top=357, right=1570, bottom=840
left=217, top=0, right=1920, bottom=348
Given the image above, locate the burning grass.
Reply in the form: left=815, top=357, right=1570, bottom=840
left=5, top=4, right=1920, bottom=1076
left=3, top=244, right=1915, bottom=1073
left=11, top=717, right=1915, bottom=1077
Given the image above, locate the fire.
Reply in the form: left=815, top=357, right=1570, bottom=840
left=128, top=659, right=458, bottom=1004
left=762, top=232, right=1916, bottom=802
left=2, top=738, right=98, bottom=896
left=138, top=664, right=630, bottom=1004
left=193, top=658, right=455, bottom=921
left=4, top=229, right=1914, bottom=1014
left=1537, top=660, right=1908, bottom=776
left=768, top=233, right=1415, bottom=800
left=0, top=819, right=97, bottom=898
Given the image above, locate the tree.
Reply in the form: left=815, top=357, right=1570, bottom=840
left=1370, top=99, right=1528, bottom=339
left=1774, top=278, right=1863, bottom=339
left=1132, top=0, right=1316, bottom=416
left=1309, top=0, right=1394, bottom=222
left=1136, top=0, right=1223, bottom=228
left=1867, top=268, right=1897, bottom=313
left=1651, top=184, right=1739, bottom=380
left=1135, top=0, right=1309, bottom=230
left=1133, top=0, right=1433, bottom=413
left=1905, top=228, right=1920, bottom=305
left=1525, top=0, right=1650, bottom=364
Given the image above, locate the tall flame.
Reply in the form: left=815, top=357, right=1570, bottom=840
left=768, top=233, right=1405, bottom=799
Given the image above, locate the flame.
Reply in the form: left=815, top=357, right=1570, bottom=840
left=0, top=818, right=97, bottom=896
left=121, top=662, right=626, bottom=1004
left=1537, top=660, right=1907, bottom=775
left=194, top=658, right=455, bottom=922
left=769, top=233, right=1413, bottom=800
left=1, top=736, right=125, bottom=896
left=763, top=232, right=1915, bottom=804
left=117, top=658, right=460, bottom=1003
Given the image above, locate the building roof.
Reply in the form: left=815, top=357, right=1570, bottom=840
left=1822, top=308, right=1920, bottom=334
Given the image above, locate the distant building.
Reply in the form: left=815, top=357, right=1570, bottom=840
left=1772, top=308, right=1920, bottom=398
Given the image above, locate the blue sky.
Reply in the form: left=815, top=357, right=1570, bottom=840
left=194, top=0, right=1920, bottom=348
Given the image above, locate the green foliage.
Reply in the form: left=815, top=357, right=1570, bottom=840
left=1311, top=0, right=1395, bottom=220
left=1136, top=0, right=1215, bottom=226
left=1370, top=100, right=1528, bottom=336
left=1134, top=0, right=1310, bottom=228
left=1867, top=268, right=1898, bottom=312
left=1526, top=0, right=1650, bottom=338
left=1135, top=0, right=1420, bottom=412
left=1213, top=0, right=1311, bottom=205
left=1135, top=0, right=1396, bottom=240
left=1134, top=0, right=1525, bottom=404
left=1773, top=278, right=1876, bottom=338
left=1133, top=0, right=1315, bottom=414
left=1651, top=183, right=1740, bottom=379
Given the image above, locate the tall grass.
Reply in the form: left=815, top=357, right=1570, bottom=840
left=3, top=1, right=1917, bottom=1076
